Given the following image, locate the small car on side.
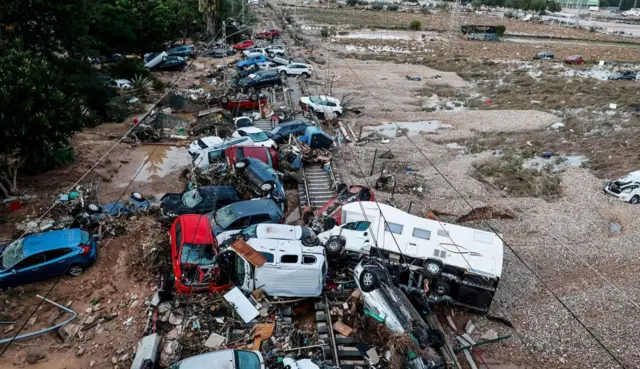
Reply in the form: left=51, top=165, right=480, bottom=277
left=233, top=158, right=286, bottom=210
left=232, top=40, right=255, bottom=51
left=237, top=70, right=282, bottom=93
left=212, top=199, right=284, bottom=234
left=161, top=186, right=242, bottom=216
left=266, top=120, right=311, bottom=144
left=167, top=45, right=196, bottom=58
left=0, top=229, right=97, bottom=289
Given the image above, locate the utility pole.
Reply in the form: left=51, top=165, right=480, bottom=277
left=576, top=0, right=582, bottom=27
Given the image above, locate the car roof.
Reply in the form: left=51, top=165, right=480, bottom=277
left=278, top=120, right=308, bottom=127
left=23, top=229, right=82, bottom=255
left=247, top=238, right=324, bottom=256
left=255, top=224, right=303, bottom=239
left=199, top=186, right=240, bottom=200
left=225, top=199, right=282, bottom=215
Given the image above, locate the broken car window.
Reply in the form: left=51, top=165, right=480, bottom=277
left=1, top=239, right=24, bottom=269
left=181, top=244, right=216, bottom=266
left=240, top=224, right=259, bottom=239
left=215, top=206, right=237, bottom=229
left=260, top=252, right=274, bottom=262
left=182, top=189, right=202, bottom=208
left=248, top=131, right=269, bottom=142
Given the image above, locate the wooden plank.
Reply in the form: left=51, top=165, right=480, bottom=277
left=231, top=239, right=267, bottom=267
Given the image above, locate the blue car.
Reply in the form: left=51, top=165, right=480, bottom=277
left=266, top=120, right=311, bottom=144
left=0, top=229, right=97, bottom=289
left=234, top=158, right=286, bottom=210
left=236, top=54, right=267, bottom=69
left=212, top=199, right=284, bottom=234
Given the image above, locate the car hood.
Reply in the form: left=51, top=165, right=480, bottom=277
left=299, top=97, right=311, bottom=104
left=160, top=193, right=183, bottom=213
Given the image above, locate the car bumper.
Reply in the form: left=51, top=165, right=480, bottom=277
left=603, top=186, right=629, bottom=201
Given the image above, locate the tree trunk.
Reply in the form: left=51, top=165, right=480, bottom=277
left=0, top=181, right=8, bottom=199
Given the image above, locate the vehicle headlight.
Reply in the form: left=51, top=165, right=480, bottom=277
left=622, top=188, right=632, bottom=193
left=261, top=183, right=273, bottom=191
left=235, top=162, right=246, bottom=169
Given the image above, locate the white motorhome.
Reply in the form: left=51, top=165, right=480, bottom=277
left=222, top=239, right=327, bottom=297
left=604, top=170, right=640, bottom=204
left=318, top=202, right=503, bottom=313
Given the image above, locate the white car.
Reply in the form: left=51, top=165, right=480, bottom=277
left=604, top=170, right=640, bottom=204
left=265, top=45, right=286, bottom=57
left=216, top=223, right=319, bottom=247
left=299, top=95, right=343, bottom=117
left=143, top=51, right=167, bottom=69
left=188, top=136, right=223, bottom=158
left=231, top=126, right=276, bottom=148
left=194, top=136, right=255, bottom=170
left=256, top=61, right=277, bottom=70
left=243, top=48, right=266, bottom=57
left=110, top=79, right=132, bottom=89
left=277, top=63, right=312, bottom=78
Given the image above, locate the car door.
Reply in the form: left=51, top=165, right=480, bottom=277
left=43, top=248, right=76, bottom=278
left=12, top=253, right=48, bottom=284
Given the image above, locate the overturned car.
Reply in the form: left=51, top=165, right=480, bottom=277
left=604, top=170, right=640, bottom=204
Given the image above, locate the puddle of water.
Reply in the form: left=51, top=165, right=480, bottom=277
left=523, top=155, right=588, bottom=173
left=562, top=68, right=610, bottom=80
left=111, top=146, right=192, bottom=188
left=363, top=120, right=453, bottom=138
left=610, top=221, right=622, bottom=235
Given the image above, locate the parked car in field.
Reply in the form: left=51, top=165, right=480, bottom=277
left=167, top=45, right=196, bottom=58
left=0, top=229, right=97, bottom=289
left=353, top=258, right=446, bottom=368
left=233, top=40, right=255, bottom=51
left=153, top=56, right=187, bottom=71
left=255, top=29, right=281, bottom=39
left=314, top=185, right=374, bottom=226
left=236, top=54, right=268, bottom=69
left=607, top=70, right=637, bottom=80
left=533, top=51, right=554, bottom=60
left=160, top=186, right=242, bottom=216
left=232, top=127, right=277, bottom=148
left=277, top=63, right=313, bottom=78
left=194, top=137, right=257, bottom=170
left=266, top=120, right=311, bottom=143
left=144, top=52, right=168, bottom=69
left=169, top=215, right=231, bottom=294
left=225, top=146, right=280, bottom=170
left=318, top=201, right=504, bottom=314
left=565, top=55, right=584, bottom=65
left=219, top=93, right=267, bottom=111
left=604, top=170, right=640, bottom=204
left=212, top=199, right=284, bottom=234
left=217, top=224, right=320, bottom=248
left=238, top=70, right=282, bottom=93
left=220, top=237, right=327, bottom=297
left=233, top=158, right=286, bottom=209
left=300, top=95, right=343, bottom=117
left=189, top=136, right=224, bottom=158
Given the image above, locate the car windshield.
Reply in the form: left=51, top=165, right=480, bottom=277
left=197, top=139, right=209, bottom=149
left=215, top=206, right=237, bottom=229
left=182, top=189, right=202, bottom=208
left=1, top=239, right=24, bottom=269
left=270, top=126, right=282, bottom=135
left=309, top=96, right=324, bottom=104
left=241, top=224, right=259, bottom=238
left=181, top=244, right=215, bottom=266
left=235, top=350, right=260, bottom=369
left=248, top=131, right=269, bottom=142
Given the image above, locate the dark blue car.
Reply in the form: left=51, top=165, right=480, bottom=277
left=266, top=120, right=311, bottom=144
left=212, top=199, right=284, bottom=234
left=0, top=229, right=97, bottom=289
left=234, top=158, right=286, bottom=210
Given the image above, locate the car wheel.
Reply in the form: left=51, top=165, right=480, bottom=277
left=268, top=52, right=275, bottom=58
left=87, top=204, right=103, bottom=214
left=131, top=192, right=144, bottom=201
left=423, top=259, right=443, bottom=278
left=428, top=329, right=446, bottom=349
left=68, top=265, right=84, bottom=277
left=359, top=269, right=378, bottom=293
left=279, top=71, right=287, bottom=78
left=248, top=87, right=256, bottom=94
left=162, top=56, right=167, bottom=61
left=325, top=236, right=344, bottom=256
left=219, top=96, right=230, bottom=105
left=432, top=280, right=451, bottom=296
left=630, top=195, right=640, bottom=204
left=301, top=72, right=310, bottom=79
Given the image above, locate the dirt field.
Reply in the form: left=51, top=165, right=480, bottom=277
left=272, top=2, right=640, bottom=368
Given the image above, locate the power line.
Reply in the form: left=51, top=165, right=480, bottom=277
left=339, top=57, right=628, bottom=368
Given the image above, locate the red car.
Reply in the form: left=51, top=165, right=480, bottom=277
left=219, top=94, right=268, bottom=111
left=565, top=55, right=584, bottom=65
left=169, top=215, right=231, bottom=294
left=315, top=185, right=375, bottom=225
left=225, top=146, right=280, bottom=169
left=233, top=40, right=255, bottom=50
left=255, top=29, right=281, bottom=39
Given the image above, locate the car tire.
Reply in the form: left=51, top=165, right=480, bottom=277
left=631, top=195, right=640, bottom=204
left=301, top=72, right=310, bottom=79
left=428, top=329, right=446, bottom=349
left=325, top=236, right=344, bottom=256
left=280, top=71, right=287, bottom=78
left=260, top=180, right=276, bottom=194
left=131, top=192, right=144, bottom=201
left=249, top=93, right=259, bottom=101
left=423, top=259, right=443, bottom=278
left=87, top=204, right=103, bottom=214
left=248, top=87, right=256, bottom=94
left=268, top=52, right=275, bottom=58
left=68, top=265, right=84, bottom=277
left=359, top=269, right=379, bottom=293
left=220, top=96, right=230, bottom=105
left=432, top=280, right=451, bottom=296
left=162, top=56, right=167, bottom=61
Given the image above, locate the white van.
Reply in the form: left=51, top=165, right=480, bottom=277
left=604, top=170, right=640, bottom=204
left=317, top=202, right=503, bottom=313
left=216, top=223, right=320, bottom=247
left=222, top=239, right=327, bottom=297
left=193, top=136, right=255, bottom=170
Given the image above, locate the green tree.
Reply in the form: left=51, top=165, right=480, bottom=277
left=0, top=49, right=86, bottom=197
left=546, top=0, right=562, bottom=12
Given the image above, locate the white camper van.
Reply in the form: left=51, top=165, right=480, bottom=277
left=221, top=239, right=327, bottom=297
left=317, top=202, right=503, bottom=313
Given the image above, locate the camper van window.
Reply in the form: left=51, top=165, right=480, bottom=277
left=384, top=222, right=403, bottom=235
left=280, top=255, right=298, bottom=263
left=260, top=252, right=274, bottom=263
left=474, top=231, right=493, bottom=244
left=302, top=255, right=317, bottom=264
left=412, top=228, right=431, bottom=240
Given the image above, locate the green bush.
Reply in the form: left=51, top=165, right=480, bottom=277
left=320, top=27, right=330, bottom=38
left=387, top=4, right=399, bottom=10
left=106, top=97, right=131, bottom=122
left=347, top=0, right=358, bottom=5
left=372, top=2, right=384, bottom=10
left=409, top=20, right=422, bottom=30
left=153, top=79, right=165, bottom=92
left=107, top=59, right=150, bottom=80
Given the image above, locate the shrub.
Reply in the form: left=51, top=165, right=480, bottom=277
left=387, top=4, right=399, bottom=10
left=409, top=20, right=422, bottom=30
left=347, top=0, right=358, bottom=5
left=107, top=59, right=150, bottom=80
left=320, top=27, right=330, bottom=38
left=372, top=2, right=384, bottom=10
